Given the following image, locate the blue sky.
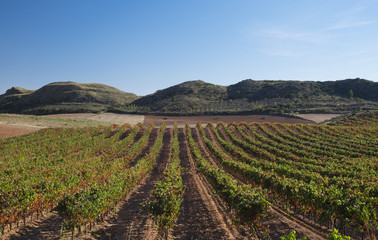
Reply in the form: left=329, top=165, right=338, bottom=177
left=1, top=0, right=377, bottom=96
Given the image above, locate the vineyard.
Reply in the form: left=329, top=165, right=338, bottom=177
left=0, top=115, right=377, bottom=239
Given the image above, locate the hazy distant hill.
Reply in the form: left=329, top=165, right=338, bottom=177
left=0, top=78, right=377, bottom=115
left=0, top=82, right=138, bottom=114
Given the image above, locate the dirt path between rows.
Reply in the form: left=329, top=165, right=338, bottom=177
left=0, top=211, right=63, bottom=240
left=263, top=206, right=328, bottom=240
left=171, top=128, right=240, bottom=239
left=86, top=128, right=172, bottom=240
left=128, top=128, right=159, bottom=167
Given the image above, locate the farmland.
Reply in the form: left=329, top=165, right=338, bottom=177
left=0, top=114, right=377, bottom=239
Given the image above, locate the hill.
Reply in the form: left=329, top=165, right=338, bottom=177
left=126, top=78, right=377, bottom=115
left=0, top=78, right=377, bottom=115
left=0, top=82, right=138, bottom=114
left=227, top=78, right=378, bottom=101
left=130, top=80, right=227, bottom=113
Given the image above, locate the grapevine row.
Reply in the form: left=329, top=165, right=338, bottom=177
left=186, top=123, right=270, bottom=235
left=199, top=123, right=376, bottom=237
left=55, top=123, right=166, bottom=233
left=0, top=124, right=138, bottom=232
left=143, top=123, right=185, bottom=239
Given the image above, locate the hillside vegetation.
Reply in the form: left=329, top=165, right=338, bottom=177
left=1, top=79, right=377, bottom=115
left=0, top=82, right=138, bottom=114
left=131, top=80, right=227, bottom=113
left=124, top=78, right=378, bottom=115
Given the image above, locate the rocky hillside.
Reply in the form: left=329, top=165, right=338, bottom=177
left=227, top=78, right=378, bottom=101
left=128, top=78, right=377, bottom=114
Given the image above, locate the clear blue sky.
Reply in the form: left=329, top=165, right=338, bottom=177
left=1, top=0, right=377, bottom=96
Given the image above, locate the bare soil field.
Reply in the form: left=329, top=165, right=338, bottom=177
left=144, top=114, right=314, bottom=127
left=0, top=124, right=41, bottom=139
left=297, top=113, right=340, bottom=123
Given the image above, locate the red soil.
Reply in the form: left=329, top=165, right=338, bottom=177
left=0, top=124, right=40, bottom=139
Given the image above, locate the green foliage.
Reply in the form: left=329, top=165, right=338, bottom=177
left=142, top=123, right=185, bottom=238
left=53, top=123, right=166, bottom=232
left=348, top=89, right=354, bottom=99
left=280, top=229, right=351, bottom=240
left=280, top=230, right=308, bottom=240
left=328, top=229, right=351, bottom=240
left=326, top=110, right=378, bottom=126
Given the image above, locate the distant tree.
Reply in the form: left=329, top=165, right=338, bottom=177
left=348, top=89, right=354, bottom=99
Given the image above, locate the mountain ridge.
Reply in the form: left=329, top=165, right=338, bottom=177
left=1, top=78, right=377, bottom=115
